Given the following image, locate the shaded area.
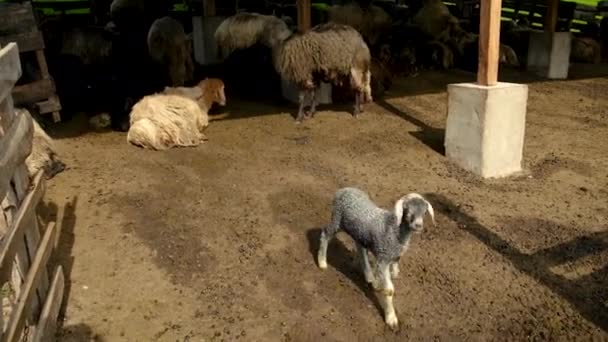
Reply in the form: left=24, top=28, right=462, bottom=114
left=427, top=193, right=608, bottom=332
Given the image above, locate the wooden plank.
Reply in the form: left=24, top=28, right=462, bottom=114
left=35, top=97, right=61, bottom=116
left=12, top=165, right=49, bottom=326
left=0, top=2, right=37, bottom=36
left=32, top=266, right=64, bottom=342
left=297, top=0, right=312, bottom=33
left=0, top=43, right=22, bottom=106
left=4, top=221, right=57, bottom=342
left=0, top=171, right=45, bottom=285
left=0, top=111, right=34, bottom=200
left=35, top=50, right=50, bottom=80
left=545, top=0, right=560, bottom=32
left=203, top=0, right=216, bottom=17
left=11, top=79, right=56, bottom=106
left=0, top=32, right=45, bottom=53
left=477, top=0, right=503, bottom=86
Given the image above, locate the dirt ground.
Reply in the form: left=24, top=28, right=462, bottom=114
left=38, top=66, right=608, bottom=341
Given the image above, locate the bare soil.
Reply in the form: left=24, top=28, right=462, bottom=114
left=40, top=66, right=608, bottom=341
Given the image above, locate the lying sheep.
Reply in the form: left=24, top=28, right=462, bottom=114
left=327, top=2, right=392, bottom=49
left=148, top=16, right=194, bottom=87
left=15, top=108, right=66, bottom=180
left=318, top=187, right=435, bottom=330
left=216, top=14, right=373, bottom=123
left=571, top=36, right=602, bottom=64
left=127, top=78, right=227, bottom=150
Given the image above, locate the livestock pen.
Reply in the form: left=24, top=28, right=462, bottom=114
left=1, top=0, right=608, bottom=340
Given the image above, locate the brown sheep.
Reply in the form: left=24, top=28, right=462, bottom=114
left=571, top=37, right=602, bottom=64
left=127, top=78, right=227, bottom=150
left=147, top=16, right=194, bottom=87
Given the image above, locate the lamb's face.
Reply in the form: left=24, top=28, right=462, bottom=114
left=403, top=198, right=433, bottom=233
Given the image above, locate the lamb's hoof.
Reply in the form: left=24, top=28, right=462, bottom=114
left=385, top=313, right=399, bottom=330
left=318, top=260, right=328, bottom=269
left=365, top=274, right=376, bottom=284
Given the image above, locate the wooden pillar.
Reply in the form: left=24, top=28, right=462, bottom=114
left=297, top=0, right=311, bottom=33
left=477, top=0, right=503, bottom=86
left=545, top=0, right=559, bottom=32
left=203, top=0, right=216, bottom=17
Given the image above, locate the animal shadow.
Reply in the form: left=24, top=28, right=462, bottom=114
left=306, top=227, right=385, bottom=319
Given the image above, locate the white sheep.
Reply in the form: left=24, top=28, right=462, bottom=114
left=126, top=78, right=227, bottom=150
left=318, top=187, right=435, bottom=330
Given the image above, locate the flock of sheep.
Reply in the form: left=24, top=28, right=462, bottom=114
left=13, top=0, right=607, bottom=330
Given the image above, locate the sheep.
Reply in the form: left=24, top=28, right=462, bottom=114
left=147, top=16, right=194, bottom=87
left=126, top=78, right=227, bottom=150
left=15, top=109, right=66, bottom=180
left=571, top=37, right=602, bottom=64
left=327, top=2, right=392, bottom=49
left=317, top=187, right=435, bottom=330
left=274, top=22, right=373, bottom=122
left=214, top=12, right=292, bottom=59
left=215, top=14, right=373, bottom=123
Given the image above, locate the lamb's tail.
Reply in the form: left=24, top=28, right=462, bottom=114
left=208, top=112, right=230, bottom=121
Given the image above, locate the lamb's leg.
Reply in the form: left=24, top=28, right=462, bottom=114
left=296, top=90, right=307, bottom=123
left=376, top=260, right=398, bottom=330
left=318, top=212, right=341, bottom=269
left=390, top=262, right=400, bottom=279
left=306, top=87, right=318, bottom=118
left=353, top=91, right=362, bottom=117
left=356, top=244, right=375, bottom=284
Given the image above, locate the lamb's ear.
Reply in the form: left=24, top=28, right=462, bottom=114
left=424, top=200, right=436, bottom=226
left=393, top=197, right=405, bottom=226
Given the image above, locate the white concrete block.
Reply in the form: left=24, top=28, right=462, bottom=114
left=445, top=82, right=528, bottom=178
left=192, top=16, right=225, bottom=65
left=281, top=79, right=332, bottom=105
left=527, top=31, right=572, bottom=79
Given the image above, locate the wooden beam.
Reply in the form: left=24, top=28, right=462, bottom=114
left=0, top=171, right=46, bottom=285
left=33, top=266, right=64, bottom=342
left=0, top=109, right=34, bottom=199
left=12, top=79, right=56, bottom=106
left=297, top=0, right=312, bottom=33
left=477, top=0, right=503, bottom=86
left=4, top=221, right=57, bottom=342
left=545, top=0, right=560, bottom=32
left=0, top=32, right=45, bottom=54
left=203, top=0, right=215, bottom=17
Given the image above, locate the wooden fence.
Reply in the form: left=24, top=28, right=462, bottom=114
left=0, top=42, right=64, bottom=342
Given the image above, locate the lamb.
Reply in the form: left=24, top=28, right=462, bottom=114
left=317, top=187, right=435, bottom=330
left=215, top=14, right=373, bottom=123
left=126, top=78, right=227, bottom=150
left=15, top=109, right=66, bottom=180
left=327, top=2, right=392, bottom=49
left=147, top=16, right=194, bottom=87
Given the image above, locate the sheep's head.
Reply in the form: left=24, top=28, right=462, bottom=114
left=394, top=193, right=436, bottom=233
left=198, top=78, right=226, bottom=107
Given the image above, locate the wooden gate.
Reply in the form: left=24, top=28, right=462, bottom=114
left=0, top=42, right=64, bottom=342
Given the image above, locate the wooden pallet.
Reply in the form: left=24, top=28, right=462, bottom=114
left=0, top=1, right=62, bottom=123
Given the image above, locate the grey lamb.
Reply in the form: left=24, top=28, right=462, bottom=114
left=317, top=187, right=435, bottom=330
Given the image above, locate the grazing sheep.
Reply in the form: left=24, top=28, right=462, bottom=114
left=327, top=2, right=392, bottom=49
left=571, top=37, right=602, bottom=64
left=127, top=78, right=227, bottom=150
left=214, top=12, right=292, bottom=59
left=148, top=16, right=194, bottom=87
left=274, top=22, right=373, bottom=122
left=215, top=14, right=373, bottom=123
left=15, top=109, right=66, bottom=180
left=317, top=187, right=435, bottom=330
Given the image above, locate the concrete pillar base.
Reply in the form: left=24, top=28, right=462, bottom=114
left=281, top=79, right=332, bottom=105
left=445, top=82, right=528, bottom=178
left=527, top=31, right=572, bottom=79
left=192, top=16, right=225, bottom=65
